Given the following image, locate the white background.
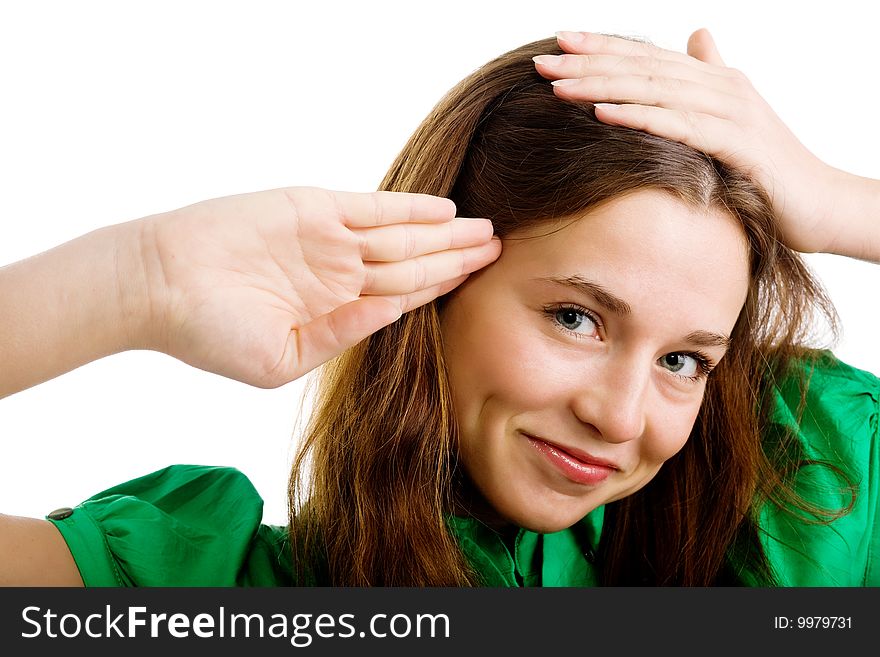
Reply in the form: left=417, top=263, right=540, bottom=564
left=2, top=0, right=878, bottom=524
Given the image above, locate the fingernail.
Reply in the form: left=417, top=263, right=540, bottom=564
left=556, top=31, right=585, bottom=43
left=533, top=54, right=563, bottom=67
left=594, top=103, right=619, bottom=111
left=550, top=79, right=578, bottom=87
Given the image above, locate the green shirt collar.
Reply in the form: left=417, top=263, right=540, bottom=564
left=446, top=507, right=604, bottom=587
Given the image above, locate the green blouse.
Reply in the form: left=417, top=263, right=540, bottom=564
left=48, top=351, right=879, bottom=586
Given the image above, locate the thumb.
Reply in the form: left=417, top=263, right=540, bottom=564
left=687, top=28, right=726, bottom=66
left=275, top=296, right=402, bottom=384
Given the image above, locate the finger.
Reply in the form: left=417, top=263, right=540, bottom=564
left=282, top=295, right=404, bottom=382
left=284, top=187, right=457, bottom=229
left=590, top=103, right=736, bottom=160
left=555, top=31, right=725, bottom=75
left=330, top=189, right=457, bottom=228
left=687, top=28, right=726, bottom=66
left=533, top=53, right=738, bottom=88
left=362, top=238, right=501, bottom=296
left=279, top=272, right=474, bottom=384
left=550, top=74, right=746, bottom=121
left=386, top=273, right=471, bottom=314
left=355, top=217, right=494, bottom=262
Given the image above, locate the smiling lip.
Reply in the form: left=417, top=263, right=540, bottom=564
left=524, top=433, right=618, bottom=486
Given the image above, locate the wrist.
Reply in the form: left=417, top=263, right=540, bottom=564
left=114, top=213, right=172, bottom=354
left=821, top=166, right=880, bottom=263
left=68, top=221, right=151, bottom=357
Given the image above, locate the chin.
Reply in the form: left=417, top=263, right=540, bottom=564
left=520, top=519, right=573, bottom=534
left=499, top=501, right=595, bottom=534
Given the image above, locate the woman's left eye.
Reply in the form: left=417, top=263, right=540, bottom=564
left=658, top=353, right=698, bottom=377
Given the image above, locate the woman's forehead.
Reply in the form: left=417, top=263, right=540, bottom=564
left=500, top=189, right=749, bottom=269
left=488, top=190, right=751, bottom=323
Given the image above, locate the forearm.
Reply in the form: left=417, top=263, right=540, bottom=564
left=0, top=219, right=152, bottom=399
left=824, top=167, right=880, bottom=264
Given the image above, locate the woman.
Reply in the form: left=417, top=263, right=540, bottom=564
left=0, top=31, right=877, bottom=586
left=288, top=33, right=877, bottom=586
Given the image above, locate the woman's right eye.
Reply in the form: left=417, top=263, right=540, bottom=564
left=544, top=304, right=601, bottom=340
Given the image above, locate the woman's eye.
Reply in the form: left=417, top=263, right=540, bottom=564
left=658, top=353, right=698, bottom=377
left=553, top=306, right=599, bottom=338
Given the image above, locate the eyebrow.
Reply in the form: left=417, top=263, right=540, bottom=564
left=533, top=275, right=731, bottom=349
left=681, top=330, right=731, bottom=349
left=535, top=275, right=633, bottom=315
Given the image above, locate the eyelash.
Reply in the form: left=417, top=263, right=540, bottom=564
left=541, top=303, right=716, bottom=383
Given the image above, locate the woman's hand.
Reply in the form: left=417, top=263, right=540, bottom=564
left=139, top=187, right=500, bottom=387
left=533, top=29, right=877, bottom=260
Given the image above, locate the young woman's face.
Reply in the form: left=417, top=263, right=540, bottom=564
left=440, top=189, right=750, bottom=532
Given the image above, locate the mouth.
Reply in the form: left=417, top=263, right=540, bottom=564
left=523, top=433, right=619, bottom=486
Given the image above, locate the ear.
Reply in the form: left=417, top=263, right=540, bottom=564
left=687, top=28, right=727, bottom=66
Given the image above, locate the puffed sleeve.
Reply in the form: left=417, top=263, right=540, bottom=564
left=761, top=351, right=880, bottom=586
left=46, top=464, right=294, bottom=586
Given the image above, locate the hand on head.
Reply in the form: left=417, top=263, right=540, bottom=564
left=533, top=29, right=842, bottom=255
left=138, top=187, right=500, bottom=387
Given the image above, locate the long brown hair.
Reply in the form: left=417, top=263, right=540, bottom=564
left=288, top=37, right=844, bottom=586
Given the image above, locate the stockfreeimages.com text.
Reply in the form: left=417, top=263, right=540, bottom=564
left=21, top=605, right=450, bottom=646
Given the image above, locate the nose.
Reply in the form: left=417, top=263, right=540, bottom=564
left=570, top=356, right=648, bottom=444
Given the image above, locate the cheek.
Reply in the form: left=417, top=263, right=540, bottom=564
left=640, top=401, right=701, bottom=467
left=442, top=291, right=526, bottom=409
left=444, top=318, right=569, bottom=425
left=610, top=403, right=700, bottom=504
